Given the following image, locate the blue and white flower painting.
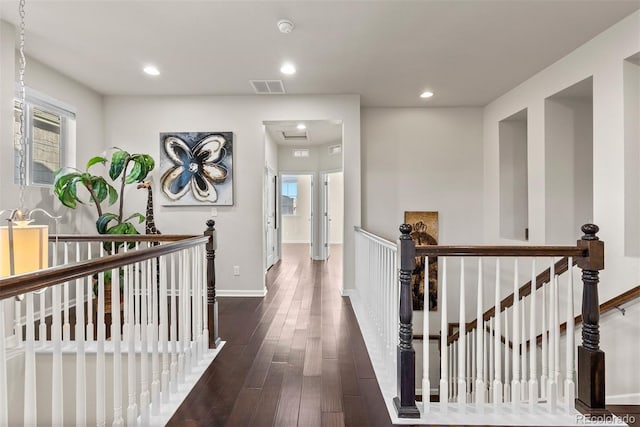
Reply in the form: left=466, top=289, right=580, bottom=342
left=159, top=132, right=233, bottom=205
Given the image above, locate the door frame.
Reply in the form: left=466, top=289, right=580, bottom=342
left=278, top=171, right=316, bottom=260
left=264, top=166, right=277, bottom=271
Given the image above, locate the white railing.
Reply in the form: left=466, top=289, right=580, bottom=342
left=351, top=225, right=608, bottom=425
left=353, top=227, right=398, bottom=380
left=0, top=232, right=221, bottom=426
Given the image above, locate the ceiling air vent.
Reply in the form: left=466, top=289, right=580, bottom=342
left=250, top=80, right=286, bottom=94
left=328, top=144, right=342, bottom=155
left=282, top=130, right=308, bottom=140
left=293, top=149, right=309, bottom=158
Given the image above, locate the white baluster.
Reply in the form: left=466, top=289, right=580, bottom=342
left=127, top=259, right=138, bottom=425
left=521, top=296, right=528, bottom=402
left=439, top=257, right=448, bottom=407
left=541, top=277, right=548, bottom=400
left=161, top=254, right=170, bottom=404
left=547, top=260, right=558, bottom=411
left=13, top=298, right=21, bottom=344
left=75, top=242, right=86, bottom=425
left=493, top=259, right=502, bottom=404
left=504, top=308, right=510, bottom=403
left=140, top=257, right=150, bottom=425
left=183, top=250, right=192, bottom=376
left=422, top=256, right=430, bottom=411
left=554, top=273, right=561, bottom=392
left=151, top=256, right=161, bottom=415
left=63, top=243, right=70, bottom=342
left=191, top=247, right=198, bottom=368
left=86, top=242, right=94, bottom=341
left=39, top=283, right=46, bottom=344
left=52, top=282, right=64, bottom=424
left=178, top=251, right=185, bottom=384
left=24, top=292, right=37, bottom=425
left=476, top=259, right=485, bottom=404
left=170, top=252, right=178, bottom=392
left=512, top=259, right=520, bottom=404
left=565, top=258, right=575, bottom=408
left=201, top=247, right=209, bottom=352
left=467, top=332, right=473, bottom=402
left=529, top=259, right=538, bottom=405
left=458, top=258, right=467, bottom=403
left=135, top=242, right=141, bottom=342
left=488, top=317, right=494, bottom=403
left=112, top=263, right=124, bottom=426
left=0, top=302, right=7, bottom=426
left=452, top=341, right=457, bottom=401
left=97, top=245, right=106, bottom=427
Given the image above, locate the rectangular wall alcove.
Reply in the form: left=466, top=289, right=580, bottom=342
left=624, top=53, right=640, bottom=256
left=545, top=77, right=593, bottom=245
left=499, top=109, right=529, bottom=241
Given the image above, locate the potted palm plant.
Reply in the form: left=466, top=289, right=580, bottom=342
left=53, top=147, right=155, bottom=311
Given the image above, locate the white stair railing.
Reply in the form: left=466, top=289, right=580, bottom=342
left=352, top=223, right=607, bottom=423
left=0, top=230, right=220, bottom=426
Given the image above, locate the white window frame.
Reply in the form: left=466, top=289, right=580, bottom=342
left=14, top=86, right=76, bottom=187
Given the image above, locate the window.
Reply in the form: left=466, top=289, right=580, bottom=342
left=281, top=177, right=298, bottom=215
left=14, top=89, right=75, bottom=186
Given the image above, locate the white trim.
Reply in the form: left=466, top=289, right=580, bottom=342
left=282, top=240, right=311, bottom=244
left=340, top=288, right=355, bottom=297
left=606, top=393, right=640, bottom=404
left=217, top=288, right=267, bottom=297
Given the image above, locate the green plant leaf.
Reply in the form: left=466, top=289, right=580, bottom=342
left=54, top=172, right=83, bottom=209
left=109, top=150, right=130, bottom=181
left=124, top=213, right=145, bottom=224
left=91, top=177, right=107, bottom=203
left=124, top=161, right=142, bottom=184
left=107, top=184, right=118, bottom=205
left=86, top=156, right=107, bottom=171
left=96, top=213, right=119, bottom=234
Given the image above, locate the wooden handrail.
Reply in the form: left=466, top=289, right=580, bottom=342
left=446, top=257, right=574, bottom=345
left=415, top=245, right=584, bottom=258
left=532, top=285, right=640, bottom=347
left=0, top=236, right=208, bottom=301
left=49, top=234, right=198, bottom=242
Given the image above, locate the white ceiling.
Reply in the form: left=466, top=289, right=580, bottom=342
left=0, top=1, right=638, bottom=107
left=265, top=120, right=342, bottom=146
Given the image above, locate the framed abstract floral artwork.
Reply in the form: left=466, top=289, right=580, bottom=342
left=159, top=132, right=233, bottom=206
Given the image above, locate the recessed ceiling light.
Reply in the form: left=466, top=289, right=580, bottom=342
left=297, top=123, right=306, bottom=130
left=143, top=65, right=160, bottom=76
left=280, top=63, right=296, bottom=75
left=420, top=91, right=434, bottom=99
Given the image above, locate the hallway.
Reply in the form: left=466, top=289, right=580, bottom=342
left=168, top=244, right=393, bottom=426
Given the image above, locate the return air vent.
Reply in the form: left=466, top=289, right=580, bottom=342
left=282, top=130, right=308, bottom=140
left=293, top=149, right=309, bottom=158
left=250, top=80, right=286, bottom=94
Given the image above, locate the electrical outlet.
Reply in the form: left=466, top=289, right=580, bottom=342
left=233, top=265, right=240, bottom=276
left=211, top=207, right=218, bottom=217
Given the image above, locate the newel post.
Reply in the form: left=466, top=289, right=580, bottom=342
left=205, top=220, right=221, bottom=349
left=575, top=224, right=605, bottom=412
left=393, top=224, right=420, bottom=418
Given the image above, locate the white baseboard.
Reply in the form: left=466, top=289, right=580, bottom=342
left=217, top=288, right=267, bottom=297
left=607, top=393, right=640, bottom=404
left=282, top=240, right=311, bottom=244
left=340, top=288, right=355, bottom=297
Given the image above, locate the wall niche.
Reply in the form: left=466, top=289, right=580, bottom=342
left=499, top=108, right=528, bottom=241
left=624, top=53, right=640, bottom=256
left=544, top=77, right=593, bottom=245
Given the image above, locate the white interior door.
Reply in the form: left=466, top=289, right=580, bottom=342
left=265, top=168, right=276, bottom=270
left=322, top=173, right=331, bottom=260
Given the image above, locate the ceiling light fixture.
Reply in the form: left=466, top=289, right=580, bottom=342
left=280, top=63, right=296, bottom=75
left=296, top=123, right=306, bottom=130
left=277, top=19, right=295, bottom=34
left=420, top=91, right=434, bottom=99
left=143, top=65, right=160, bottom=76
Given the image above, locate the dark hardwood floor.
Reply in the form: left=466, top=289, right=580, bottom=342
left=167, top=244, right=394, bottom=427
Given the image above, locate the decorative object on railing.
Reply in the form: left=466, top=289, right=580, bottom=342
left=0, top=222, right=220, bottom=425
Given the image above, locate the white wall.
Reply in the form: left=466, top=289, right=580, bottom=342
left=361, top=107, right=484, bottom=244
left=103, top=95, right=360, bottom=295
left=277, top=143, right=342, bottom=172
left=328, top=171, right=344, bottom=244
left=483, top=10, right=640, bottom=398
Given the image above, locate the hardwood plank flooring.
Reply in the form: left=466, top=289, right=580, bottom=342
left=167, top=244, right=394, bottom=427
